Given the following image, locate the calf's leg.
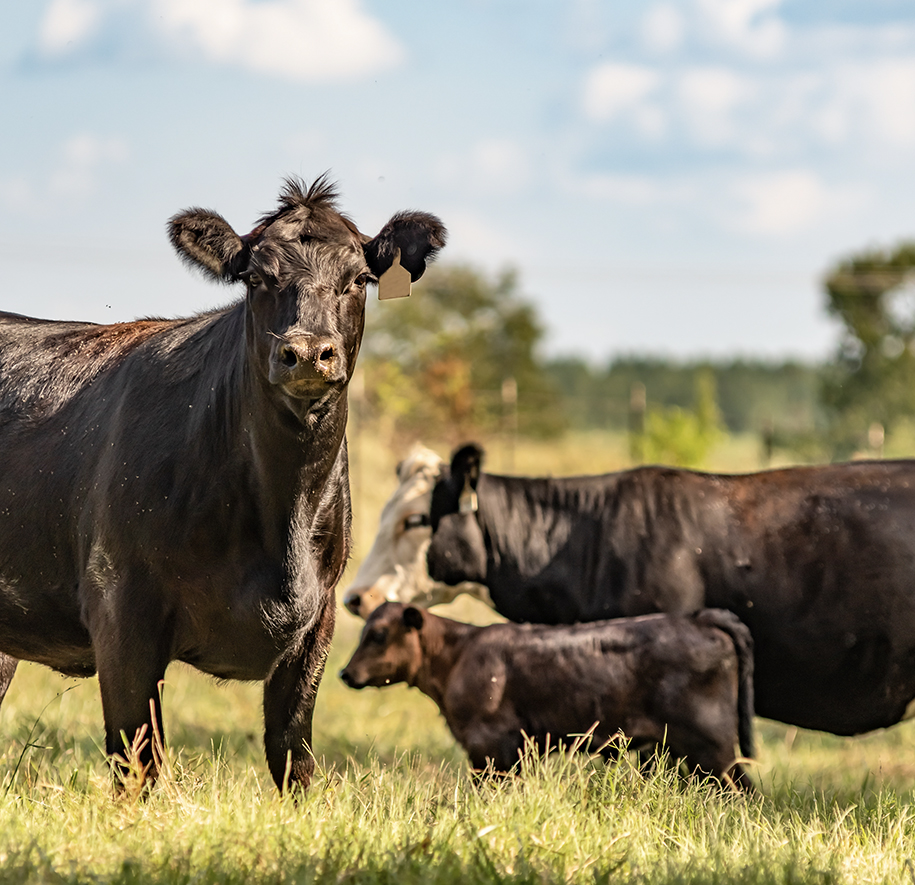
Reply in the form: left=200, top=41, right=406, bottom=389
left=263, top=591, right=336, bottom=793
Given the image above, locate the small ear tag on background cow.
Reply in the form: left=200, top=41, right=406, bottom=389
left=378, top=248, right=412, bottom=300
left=459, top=488, right=478, bottom=514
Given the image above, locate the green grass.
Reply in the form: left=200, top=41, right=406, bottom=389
left=2, top=431, right=915, bottom=884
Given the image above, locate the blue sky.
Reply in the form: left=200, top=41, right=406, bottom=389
left=3, top=1, right=915, bottom=363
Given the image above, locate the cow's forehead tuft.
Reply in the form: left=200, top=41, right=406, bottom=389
left=250, top=175, right=362, bottom=249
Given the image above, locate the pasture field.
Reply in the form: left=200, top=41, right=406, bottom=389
left=1, top=431, right=915, bottom=884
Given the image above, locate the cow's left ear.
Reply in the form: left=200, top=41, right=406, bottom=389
left=451, top=443, right=484, bottom=492
left=402, top=606, right=424, bottom=631
left=364, top=211, right=447, bottom=282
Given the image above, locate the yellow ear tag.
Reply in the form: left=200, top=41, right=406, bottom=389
left=377, top=248, right=412, bottom=300
left=459, top=488, right=478, bottom=514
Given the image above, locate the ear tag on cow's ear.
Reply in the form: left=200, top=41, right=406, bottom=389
left=378, top=248, right=412, bottom=300
left=459, top=487, right=478, bottom=514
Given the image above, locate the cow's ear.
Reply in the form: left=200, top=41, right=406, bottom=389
left=169, top=209, right=249, bottom=283
left=402, top=606, right=424, bottom=631
left=364, top=211, right=447, bottom=282
left=451, top=443, right=484, bottom=491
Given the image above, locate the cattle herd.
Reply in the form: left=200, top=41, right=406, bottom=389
left=2, top=175, right=915, bottom=797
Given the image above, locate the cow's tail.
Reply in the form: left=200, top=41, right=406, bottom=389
left=694, top=608, right=755, bottom=759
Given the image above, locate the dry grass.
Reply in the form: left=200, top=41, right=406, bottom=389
left=1, top=430, right=915, bottom=883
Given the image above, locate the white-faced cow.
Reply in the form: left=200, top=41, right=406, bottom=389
left=426, top=443, right=915, bottom=738
left=340, top=602, right=756, bottom=789
left=0, top=176, right=445, bottom=792
left=342, top=445, right=490, bottom=618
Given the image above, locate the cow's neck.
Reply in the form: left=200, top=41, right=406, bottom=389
left=411, top=616, right=478, bottom=710
left=475, top=472, right=606, bottom=576
left=198, top=304, right=351, bottom=554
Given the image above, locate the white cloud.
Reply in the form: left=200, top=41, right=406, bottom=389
left=642, top=4, right=685, bottom=54
left=696, top=0, right=786, bottom=58
left=572, top=173, right=664, bottom=205
left=677, top=66, right=753, bottom=145
left=816, top=59, right=915, bottom=149
left=39, top=0, right=103, bottom=54
left=151, top=0, right=403, bottom=81
left=432, top=139, right=531, bottom=196
left=440, top=210, right=519, bottom=266
left=732, top=170, right=865, bottom=235
left=582, top=62, right=662, bottom=123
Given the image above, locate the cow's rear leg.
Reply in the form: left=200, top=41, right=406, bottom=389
left=0, top=653, right=18, bottom=708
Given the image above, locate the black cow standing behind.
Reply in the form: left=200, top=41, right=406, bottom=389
left=427, top=443, right=915, bottom=738
left=0, top=176, right=445, bottom=792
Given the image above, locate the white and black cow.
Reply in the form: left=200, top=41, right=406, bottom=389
left=342, top=445, right=490, bottom=618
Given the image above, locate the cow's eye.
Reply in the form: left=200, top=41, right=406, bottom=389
left=353, top=273, right=373, bottom=289
left=367, top=628, right=387, bottom=645
left=403, top=513, right=430, bottom=531
left=243, top=272, right=263, bottom=288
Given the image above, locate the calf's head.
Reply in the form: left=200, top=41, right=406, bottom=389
left=339, top=602, right=425, bottom=689
left=169, top=176, right=445, bottom=421
left=426, top=443, right=488, bottom=586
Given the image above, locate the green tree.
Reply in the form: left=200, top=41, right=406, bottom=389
left=641, top=371, right=726, bottom=468
left=822, top=241, right=915, bottom=454
left=358, top=264, right=560, bottom=441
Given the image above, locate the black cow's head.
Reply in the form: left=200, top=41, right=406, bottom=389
left=426, top=443, right=488, bottom=586
left=168, top=176, right=446, bottom=423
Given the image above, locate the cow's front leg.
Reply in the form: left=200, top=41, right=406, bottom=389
left=263, top=593, right=336, bottom=793
left=0, top=653, right=18, bottom=707
left=88, top=579, right=172, bottom=788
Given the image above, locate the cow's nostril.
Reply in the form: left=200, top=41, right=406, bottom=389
left=319, top=346, right=335, bottom=364
left=279, top=346, right=298, bottom=368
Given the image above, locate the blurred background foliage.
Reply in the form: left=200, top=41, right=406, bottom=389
left=353, top=238, right=915, bottom=469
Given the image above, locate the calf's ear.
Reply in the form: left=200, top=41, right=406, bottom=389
left=364, top=212, right=447, bottom=282
left=402, top=606, right=424, bottom=631
left=168, top=209, right=249, bottom=283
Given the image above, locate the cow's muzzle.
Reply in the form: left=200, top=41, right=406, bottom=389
left=269, top=334, right=345, bottom=394
left=338, top=667, right=364, bottom=689
left=342, top=584, right=386, bottom=618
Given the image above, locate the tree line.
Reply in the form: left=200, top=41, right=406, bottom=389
left=355, top=240, right=915, bottom=464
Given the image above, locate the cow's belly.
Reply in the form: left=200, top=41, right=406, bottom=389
left=171, top=574, right=322, bottom=683
left=0, top=579, right=95, bottom=676
left=749, top=619, right=915, bottom=734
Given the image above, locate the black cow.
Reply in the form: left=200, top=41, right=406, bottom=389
left=0, top=176, right=445, bottom=792
left=427, top=443, right=915, bottom=737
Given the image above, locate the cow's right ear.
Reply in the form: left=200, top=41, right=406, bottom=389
left=450, top=443, right=484, bottom=492
left=402, top=606, right=424, bottom=631
left=168, top=209, right=249, bottom=283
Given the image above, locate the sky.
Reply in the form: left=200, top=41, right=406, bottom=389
left=3, top=1, right=915, bottom=364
